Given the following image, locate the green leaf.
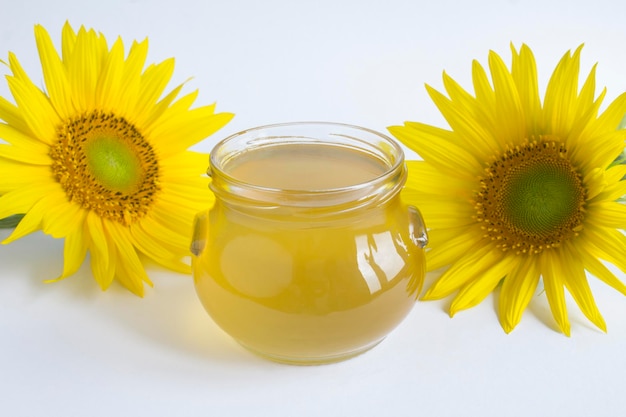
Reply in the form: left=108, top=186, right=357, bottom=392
left=0, top=214, right=24, bottom=229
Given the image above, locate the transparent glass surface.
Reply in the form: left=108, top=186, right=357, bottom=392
left=191, top=122, right=427, bottom=365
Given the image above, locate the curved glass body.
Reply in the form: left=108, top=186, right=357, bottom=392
left=191, top=122, right=427, bottom=365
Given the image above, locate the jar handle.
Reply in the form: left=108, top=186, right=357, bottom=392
left=408, top=205, right=428, bottom=249
left=190, top=211, right=209, bottom=256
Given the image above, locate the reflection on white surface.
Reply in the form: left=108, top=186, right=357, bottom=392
left=355, top=232, right=405, bottom=294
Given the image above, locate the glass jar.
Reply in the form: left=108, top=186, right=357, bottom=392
left=191, top=122, right=427, bottom=365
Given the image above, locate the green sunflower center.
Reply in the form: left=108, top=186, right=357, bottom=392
left=474, top=138, right=586, bottom=254
left=84, top=135, right=143, bottom=193
left=50, top=111, right=160, bottom=226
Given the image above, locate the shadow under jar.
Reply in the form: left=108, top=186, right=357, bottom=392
left=191, top=122, right=428, bottom=365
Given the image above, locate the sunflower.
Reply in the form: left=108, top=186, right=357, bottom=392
left=390, top=44, right=626, bottom=335
left=0, top=22, right=233, bottom=295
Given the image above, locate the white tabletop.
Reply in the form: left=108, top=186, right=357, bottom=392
left=2, top=1, right=626, bottom=416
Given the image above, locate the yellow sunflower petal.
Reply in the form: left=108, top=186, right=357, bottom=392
left=41, top=195, right=86, bottom=238
left=0, top=161, right=51, bottom=190
left=0, top=182, right=54, bottom=221
left=578, top=246, right=626, bottom=296
left=399, top=44, right=626, bottom=334
left=34, top=24, right=73, bottom=119
left=148, top=108, right=234, bottom=154
left=449, top=253, right=518, bottom=316
left=108, top=222, right=153, bottom=291
left=471, top=59, right=495, bottom=113
left=6, top=55, right=60, bottom=141
left=427, top=227, right=483, bottom=271
left=68, top=25, right=110, bottom=112
left=575, top=130, right=626, bottom=173
left=0, top=125, right=52, bottom=163
left=488, top=49, right=525, bottom=144
left=561, top=242, right=607, bottom=332
left=113, top=252, right=149, bottom=297
left=410, top=199, right=474, bottom=229
left=109, top=38, right=149, bottom=116
left=510, top=44, right=541, bottom=134
left=133, top=58, right=176, bottom=123
left=427, top=85, right=499, bottom=155
left=141, top=212, right=191, bottom=248
left=594, top=166, right=626, bottom=202
left=423, top=242, right=504, bottom=299
left=85, top=212, right=114, bottom=290
left=404, top=160, right=477, bottom=194
left=45, top=230, right=89, bottom=283
left=568, top=65, right=603, bottom=142
left=584, top=226, right=626, bottom=273
left=60, top=21, right=77, bottom=62
left=159, top=149, right=209, bottom=173
left=66, top=26, right=97, bottom=112
left=604, top=164, right=626, bottom=184
left=440, top=73, right=496, bottom=156
left=15, top=192, right=83, bottom=240
left=586, top=201, right=626, bottom=229
left=575, top=63, right=598, bottom=117
left=130, top=223, right=190, bottom=273
left=0, top=96, right=29, bottom=133
left=389, top=122, right=482, bottom=177
left=498, top=254, right=540, bottom=333
left=3, top=190, right=81, bottom=243
left=3, top=203, right=45, bottom=243
left=141, top=83, right=191, bottom=131
left=94, top=36, right=126, bottom=111
left=571, top=92, right=626, bottom=171
left=160, top=182, right=212, bottom=204
left=584, top=167, right=607, bottom=201
left=541, top=250, right=571, bottom=336
left=0, top=23, right=231, bottom=296
left=583, top=92, right=626, bottom=139
left=542, top=46, right=583, bottom=138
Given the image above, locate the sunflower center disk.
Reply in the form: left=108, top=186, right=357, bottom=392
left=474, top=139, right=586, bottom=254
left=50, top=111, right=160, bottom=226
left=85, top=135, right=143, bottom=193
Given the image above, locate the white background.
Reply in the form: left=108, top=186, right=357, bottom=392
left=1, top=1, right=626, bottom=416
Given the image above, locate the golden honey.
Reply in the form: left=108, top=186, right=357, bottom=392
left=191, top=123, right=427, bottom=364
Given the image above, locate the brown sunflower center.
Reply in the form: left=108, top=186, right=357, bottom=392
left=49, top=110, right=160, bottom=226
left=474, top=137, right=586, bottom=254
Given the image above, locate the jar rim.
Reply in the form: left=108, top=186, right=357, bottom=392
left=208, top=121, right=406, bottom=209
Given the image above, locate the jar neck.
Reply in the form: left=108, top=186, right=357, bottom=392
left=207, top=122, right=407, bottom=218
left=209, top=163, right=407, bottom=217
